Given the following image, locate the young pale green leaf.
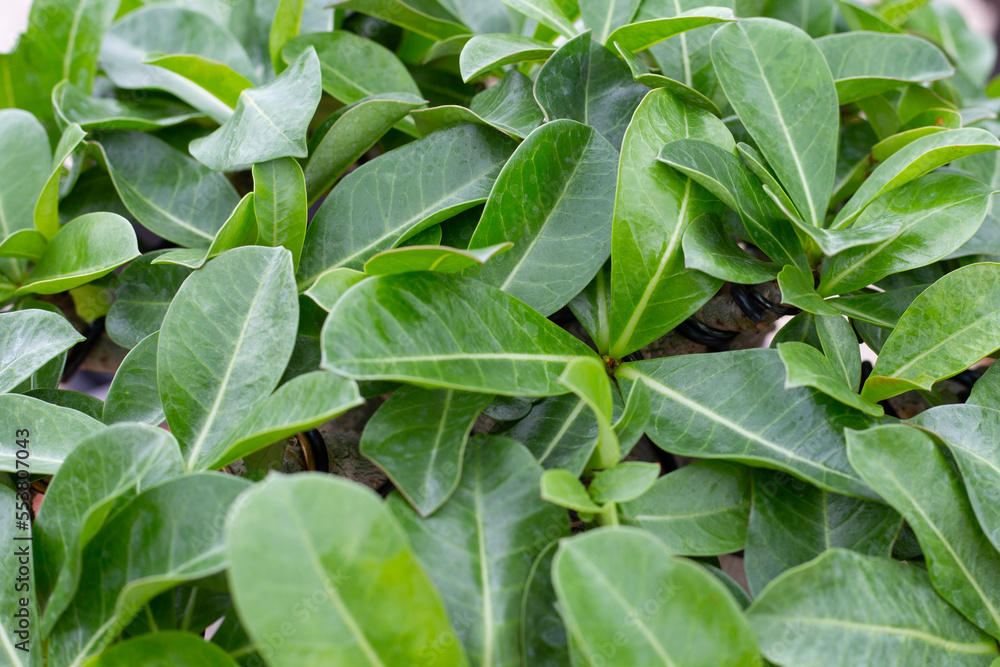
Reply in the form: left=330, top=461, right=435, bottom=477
left=541, top=468, right=603, bottom=512
left=322, top=273, right=597, bottom=395
left=105, top=251, right=191, bottom=349
left=838, top=0, right=904, bottom=32
left=33, top=123, right=86, bottom=240
left=847, top=424, right=1000, bottom=638
left=819, top=174, right=991, bottom=296
left=52, top=81, right=202, bottom=131
left=304, top=93, right=426, bottom=204
left=534, top=33, right=648, bottom=150
left=16, top=213, right=139, bottom=296
left=580, top=0, right=640, bottom=43
left=269, top=0, right=306, bottom=73
left=558, top=357, right=620, bottom=468
left=0, top=310, right=82, bottom=394
left=0, top=230, right=46, bottom=260
left=778, top=342, right=884, bottom=416
left=816, top=32, right=953, bottom=104
left=227, top=474, right=467, bottom=666
left=158, top=247, right=298, bottom=471
left=329, top=0, right=470, bottom=40
left=46, top=474, right=250, bottom=666
left=253, top=158, right=307, bottom=270
left=91, top=632, right=239, bottom=667
left=500, top=0, right=575, bottom=37
left=862, top=263, right=1000, bottom=403
left=554, top=527, right=762, bottom=666
left=459, top=34, right=557, bottom=81
left=298, top=124, right=516, bottom=286
left=495, top=393, right=602, bottom=475
left=143, top=54, right=254, bottom=110
left=94, top=131, right=240, bottom=248
left=614, top=43, right=722, bottom=116
left=590, top=461, right=659, bottom=504
left=817, top=314, right=861, bottom=389
left=364, top=243, right=511, bottom=276
left=190, top=48, right=322, bottom=171
left=619, top=460, right=750, bottom=555
left=608, top=89, right=732, bottom=358
left=34, top=424, right=183, bottom=638
left=152, top=193, right=257, bottom=270
left=618, top=350, right=879, bottom=499
left=711, top=18, right=839, bottom=228
left=302, top=267, right=367, bottom=311
left=0, top=397, right=103, bottom=472
left=682, top=212, right=780, bottom=284
left=361, top=386, right=491, bottom=517
left=748, top=549, right=998, bottom=666
left=831, top=128, right=1000, bottom=229
left=745, top=471, right=901, bottom=596
left=100, top=6, right=257, bottom=123
left=605, top=7, right=734, bottom=51
left=389, top=436, right=569, bottom=667
left=778, top=265, right=840, bottom=316
left=467, top=119, right=617, bottom=315
left=102, top=333, right=164, bottom=426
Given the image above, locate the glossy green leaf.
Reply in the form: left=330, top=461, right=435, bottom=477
left=415, top=71, right=543, bottom=140
left=580, top=0, right=640, bottom=43
left=143, top=53, right=254, bottom=110
left=541, top=468, right=603, bottom=512
left=608, top=89, right=731, bottom=357
left=711, top=18, right=839, bottom=228
left=94, top=131, right=240, bottom=248
left=495, top=393, right=602, bottom=476
left=227, top=474, right=467, bottom=666
left=0, top=395, right=105, bottom=474
left=361, top=386, right=490, bottom=516
left=831, top=128, right=1000, bottom=229
left=558, top=356, right=619, bottom=468
left=0, top=310, right=81, bottom=394
left=748, top=549, right=998, bottom=666
left=779, top=342, right=884, bottom=417
left=52, top=81, right=202, bottom=131
left=466, top=119, right=617, bottom=315
left=534, top=32, right=648, bottom=150
left=682, top=212, right=780, bottom=283
left=253, top=158, right=307, bottom=270
left=16, top=213, right=139, bottom=296
left=606, top=7, right=734, bottom=51
left=35, top=424, right=183, bottom=637
left=23, top=389, right=103, bottom=421
left=270, top=0, right=306, bottom=73
left=304, top=93, right=426, bottom=204
left=302, top=267, right=367, bottom=311
left=847, top=424, right=1000, bottom=638
left=364, top=243, right=511, bottom=275
left=91, top=632, right=239, bottom=666
left=618, top=350, right=878, bottom=499
left=103, top=333, right=164, bottom=425
left=0, top=230, right=46, bottom=260
left=778, top=265, right=840, bottom=317
left=553, top=527, right=762, bottom=666
left=46, top=474, right=250, bottom=666
left=190, top=48, right=322, bottom=171
left=105, top=251, right=191, bottom=349
left=862, top=264, right=1000, bottom=402
left=620, top=460, right=750, bottom=555
left=838, top=0, right=904, bottom=32
left=590, top=461, right=659, bottom=504
left=0, top=110, right=49, bottom=247
left=459, top=34, right=556, bottom=82
left=614, top=42, right=722, bottom=116
left=322, top=272, right=597, bottom=395
left=34, top=123, right=87, bottom=240
left=158, top=246, right=298, bottom=471
left=297, top=124, right=516, bottom=286
left=152, top=192, right=257, bottom=269
left=829, top=284, right=925, bottom=330
left=746, top=469, right=901, bottom=596
left=389, top=436, right=569, bottom=667
left=329, top=0, right=470, bottom=41
left=500, top=0, right=575, bottom=37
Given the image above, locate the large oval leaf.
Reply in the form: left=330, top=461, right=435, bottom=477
left=91, top=632, right=239, bottom=667
left=0, top=310, right=82, bottom=394
left=102, top=333, right=164, bottom=425
left=0, top=394, right=106, bottom=474
left=0, top=109, right=49, bottom=244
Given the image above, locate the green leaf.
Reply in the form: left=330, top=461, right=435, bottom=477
left=748, top=549, right=999, bottom=666
left=838, top=0, right=905, bottom=32
left=466, top=119, right=617, bottom=315
left=322, top=272, right=597, bottom=395
left=682, top=212, right=780, bottom=284
left=158, top=246, right=298, bottom=471
left=499, top=0, right=575, bottom=37
left=608, top=90, right=731, bottom=358
left=495, top=393, right=602, bottom=475
left=861, top=263, right=1000, bottom=402
left=590, top=461, right=659, bottom=504
left=415, top=71, right=543, bottom=140
left=459, top=34, right=556, bottom=82
left=297, top=124, right=516, bottom=286
left=389, top=436, right=569, bottom=667
left=760, top=0, right=836, bottom=36
left=270, top=0, right=306, bottom=73
left=817, top=313, right=861, bottom=388
left=101, top=6, right=257, bottom=123
left=253, top=158, right=307, bottom=270
left=778, top=342, right=884, bottom=417
left=143, top=53, right=254, bottom=110
left=34, top=123, right=87, bottom=240
left=605, top=7, right=734, bottom=51
left=304, top=93, right=426, bottom=204
left=831, top=128, right=1000, bottom=229
left=816, top=32, right=953, bottom=104
left=777, top=265, right=840, bottom=316
left=553, top=527, right=762, bottom=666
left=541, top=468, right=603, bottom=512
left=91, top=631, right=240, bottom=666
left=745, top=471, right=901, bottom=596
left=190, top=48, right=322, bottom=171
left=103, top=332, right=164, bottom=425
left=329, top=0, right=470, bottom=41
left=16, top=213, right=140, bottom=296
left=580, top=0, right=640, bottom=43
left=847, top=424, right=1000, bottom=638
left=0, top=394, right=106, bottom=474
left=302, top=267, right=367, bottom=311
left=34, top=424, right=183, bottom=637
left=46, top=474, right=250, bottom=665
left=534, top=33, right=648, bottom=150
left=52, top=81, right=202, bottom=131
left=520, top=542, right=570, bottom=666
left=711, top=18, right=839, bottom=228
left=361, top=386, right=490, bottom=516
left=619, top=460, right=750, bottom=555
left=94, top=131, right=240, bottom=248
left=618, top=350, right=879, bottom=499
left=829, top=284, right=925, bottom=329
left=364, top=243, right=511, bottom=275
left=819, top=174, right=991, bottom=296
left=152, top=193, right=257, bottom=269
left=0, top=110, right=51, bottom=245
left=24, top=389, right=103, bottom=420
left=0, top=310, right=82, bottom=394
left=614, top=43, right=722, bottom=116
left=0, top=230, right=47, bottom=260
left=0, top=475, right=33, bottom=666
left=106, top=251, right=192, bottom=349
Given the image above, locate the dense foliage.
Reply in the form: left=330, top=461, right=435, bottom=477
left=3, top=0, right=1000, bottom=664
